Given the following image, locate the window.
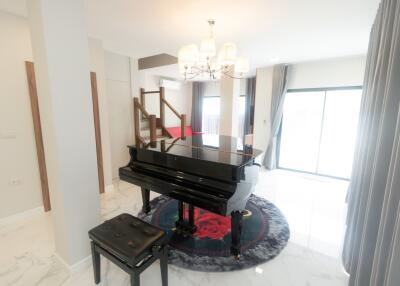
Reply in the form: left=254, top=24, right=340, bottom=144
left=278, top=87, right=362, bottom=179
left=202, top=95, right=247, bottom=142
left=237, top=95, right=246, bottom=144
left=202, top=97, right=220, bottom=135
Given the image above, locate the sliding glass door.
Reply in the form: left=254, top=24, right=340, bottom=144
left=278, top=87, right=362, bottom=179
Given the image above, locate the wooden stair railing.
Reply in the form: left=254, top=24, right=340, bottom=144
left=138, top=87, right=187, bottom=141
left=133, top=97, right=156, bottom=146
left=159, top=87, right=186, bottom=138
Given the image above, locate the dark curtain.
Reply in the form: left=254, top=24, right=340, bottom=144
left=191, top=82, right=204, bottom=132
left=243, top=77, right=256, bottom=144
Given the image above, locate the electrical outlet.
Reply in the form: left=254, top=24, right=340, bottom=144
left=9, top=179, right=22, bottom=186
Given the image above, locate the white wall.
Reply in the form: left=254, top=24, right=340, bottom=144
left=288, top=56, right=366, bottom=89
left=104, top=51, right=133, bottom=179
left=253, top=56, right=366, bottom=153
left=0, top=11, right=42, bottom=219
left=88, top=38, right=113, bottom=189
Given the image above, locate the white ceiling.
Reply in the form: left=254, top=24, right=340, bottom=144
left=0, top=0, right=380, bottom=69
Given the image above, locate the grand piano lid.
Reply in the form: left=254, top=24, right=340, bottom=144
left=133, top=134, right=262, bottom=167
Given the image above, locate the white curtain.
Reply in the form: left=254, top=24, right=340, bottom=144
left=343, top=0, right=400, bottom=285
left=263, top=65, right=289, bottom=169
left=202, top=115, right=220, bottom=135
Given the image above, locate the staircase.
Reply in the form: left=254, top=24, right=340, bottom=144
left=138, top=118, right=165, bottom=141
left=134, top=87, right=186, bottom=146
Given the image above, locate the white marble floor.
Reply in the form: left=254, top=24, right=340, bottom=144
left=0, top=169, right=349, bottom=286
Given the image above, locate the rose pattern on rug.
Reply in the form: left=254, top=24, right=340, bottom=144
left=184, top=208, right=232, bottom=240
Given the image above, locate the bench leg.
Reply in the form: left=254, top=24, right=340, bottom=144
left=230, top=211, right=244, bottom=259
left=131, top=273, right=140, bottom=286
left=141, top=187, right=151, bottom=214
left=91, top=241, right=101, bottom=284
left=160, top=246, right=168, bottom=286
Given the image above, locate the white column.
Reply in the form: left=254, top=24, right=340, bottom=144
left=28, top=0, right=101, bottom=266
left=219, top=75, right=241, bottom=137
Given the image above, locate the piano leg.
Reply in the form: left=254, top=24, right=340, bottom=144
left=141, top=188, right=151, bottom=214
left=175, top=201, right=197, bottom=236
left=188, top=204, right=195, bottom=227
left=231, top=211, right=244, bottom=259
left=177, top=201, right=184, bottom=224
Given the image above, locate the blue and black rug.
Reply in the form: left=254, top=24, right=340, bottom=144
left=138, top=194, right=290, bottom=272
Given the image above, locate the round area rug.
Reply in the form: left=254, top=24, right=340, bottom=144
left=138, top=194, right=290, bottom=272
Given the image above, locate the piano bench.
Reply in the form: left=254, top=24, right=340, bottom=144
left=88, top=213, right=168, bottom=286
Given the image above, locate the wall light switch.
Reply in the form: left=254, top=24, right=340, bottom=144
left=0, top=132, right=17, bottom=140
left=9, top=179, right=22, bottom=186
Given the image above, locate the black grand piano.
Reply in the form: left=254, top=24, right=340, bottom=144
left=119, top=134, right=262, bottom=257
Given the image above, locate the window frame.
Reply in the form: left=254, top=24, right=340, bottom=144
left=276, top=85, right=363, bottom=181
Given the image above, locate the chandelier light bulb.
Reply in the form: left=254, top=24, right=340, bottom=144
left=218, top=43, right=237, bottom=66
left=200, top=37, right=216, bottom=58
left=178, top=44, right=199, bottom=68
left=235, top=57, right=250, bottom=74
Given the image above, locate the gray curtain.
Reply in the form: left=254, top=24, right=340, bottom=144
left=343, top=0, right=400, bottom=285
left=263, top=65, right=289, bottom=169
left=243, top=77, right=256, bottom=143
left=191, top=82, right=204, bottom=132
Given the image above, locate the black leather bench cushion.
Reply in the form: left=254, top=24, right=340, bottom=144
left=89, top=213, right=166, bottom=265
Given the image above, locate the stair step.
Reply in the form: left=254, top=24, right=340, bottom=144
left=142, top=135, right=171, bottom=142
left=140, top=126, right=162, bottom=131
left=140, top=128, right=163, bottom=137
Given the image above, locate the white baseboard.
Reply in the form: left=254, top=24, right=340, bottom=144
left=0, top=206, right=45, bottom=226
left=54, top=252, right=92, bottom=274
left=70, top=255, right=92, bottom=273
left=105, top=184, right=114, bottom=193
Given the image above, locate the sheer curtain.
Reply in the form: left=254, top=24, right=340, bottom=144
left=343, top=0, right=400, bottom=285
left=202, top=96, right=220, bottom=135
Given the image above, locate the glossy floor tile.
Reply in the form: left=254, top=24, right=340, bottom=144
left=0, top=169, right=349, bottom=286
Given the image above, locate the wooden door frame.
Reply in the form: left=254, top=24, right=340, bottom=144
left=90, top=72, right=105, bottom=194
left=25, top=63, right=105, bottom=212
left=25, top=61, right=51, bottom=211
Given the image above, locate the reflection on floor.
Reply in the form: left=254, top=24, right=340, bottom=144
left=0, top=169, right=349, bottom=286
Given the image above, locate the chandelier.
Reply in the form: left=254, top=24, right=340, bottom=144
left=178, top=20, right=249, bottom=80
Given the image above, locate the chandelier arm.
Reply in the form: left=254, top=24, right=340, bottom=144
left=184, top=70, right=204, bottom=80
left=190, top=65, right=206, bottom=73
left=186, top=74, right=202, bottom=80
left=222, top=70, right=245, bottom=80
